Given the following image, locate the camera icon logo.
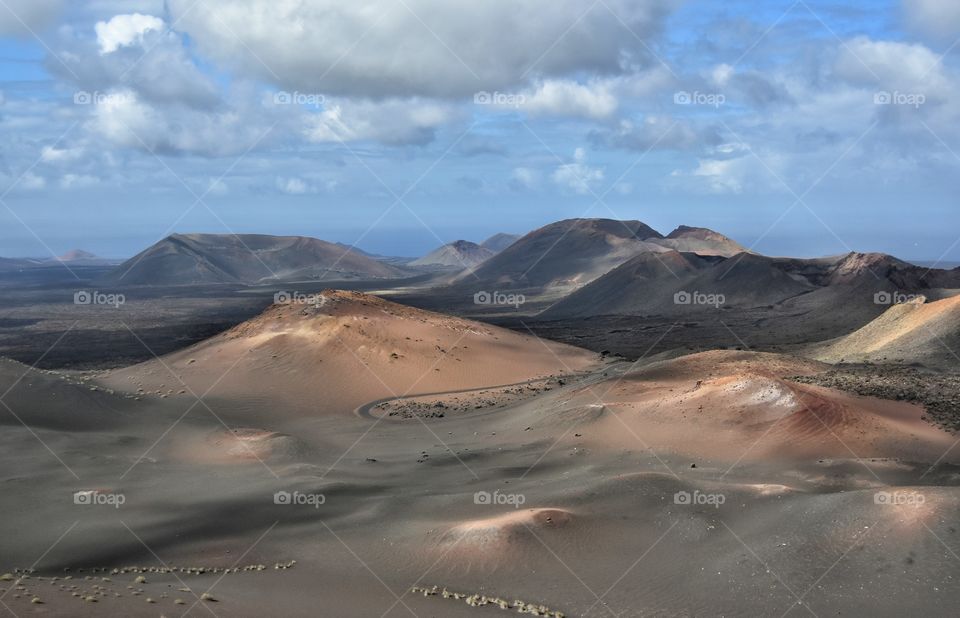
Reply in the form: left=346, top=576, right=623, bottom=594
left=274, top=91, right=292, bottom=105
left=674, top=91, right=692, bottom=105
left=474, top=91, right=492, bottom=105
left=874, top=291, right=892, bottom=305
left=74, top=91, right=92, bottom=105
left=274, top=491, right=292, bottom=505
left=874, top=91, right=892, bottom=105
left=674, top=291, right=692, bottom=305
left=73, top=490, right=93, bottom=505
left=274, top=291, right=292, bottom=304
left=474, top=291, right=492, bottom=305
left=74, top=290, right=92, bottom=305
left=674, top=491, right=692, bottom=505
left=473, top=491, right=492, bottom=505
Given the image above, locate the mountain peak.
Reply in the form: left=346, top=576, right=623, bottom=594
left=409, top=240, right=493, bottom=269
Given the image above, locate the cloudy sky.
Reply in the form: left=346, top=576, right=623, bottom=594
left=0, top=0, right=958, bottom=261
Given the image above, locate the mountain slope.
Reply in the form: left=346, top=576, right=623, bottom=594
left=813, top=294, right=960, bottom=368
left=409, top=240, right=494, bottom=269
left=543, top=251, right=814, bottom=317
left=100, top=290, right=599, bottom=413
left=649, top=225, right=748, bottom=257
left=456, top=218, right=669, bottom=292
left=480, top=233, right=521, bottom=253
left=104, top=234, right=404, bottom=285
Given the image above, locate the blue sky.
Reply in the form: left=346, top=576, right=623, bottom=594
left=0, top=0, right=957, bottom=261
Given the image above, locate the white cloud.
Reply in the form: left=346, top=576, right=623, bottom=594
left=88, top=90, right=279, bottom=157
left=168, top=0, right=676, bottom=98
left=277, top=177, right=310, bottom=195
left=522, top=79, right=619, bottom=119
left=835, top=37, right=945, bottom=90
left=54, top=17, right=221, bottom=110
left=690, top=158, right=745, bottom=194
left=510, top=167, right=539, bottom=190
left=60, top=173, right=100, bottom=189
left=206, top=178, right=228, bottom=196
left=20, top=172, right=46, bottom=190
left=552, top=148, right=604, bottom=194
left=95, top=13, right=165, bottom=54
left=305, top=99, right=456, bottom=146
left=41, top=145, right=84, bottom=163
left=710, top=63, right=735, bottom=87
left=671, top=152, right=787, bottom=196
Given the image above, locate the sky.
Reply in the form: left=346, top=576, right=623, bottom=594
left=0, top=0, right=958, bottom=261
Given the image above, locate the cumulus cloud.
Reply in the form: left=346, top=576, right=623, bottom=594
left=41, top=145, right=84, bottom=163
left=88, top=90, right=278, bottom=157
left=510, top=167, right=539, bottom=191
left=552, top=148, right=603, bottom=194
left=54, top=20, right=221, bottom=110
left=305, top=99, right=457, bottom=146
left=168, top=0, right=677, bottom=98
left=521, top=79, right=619, bottom=119
left=277, top=177, right=310, bottom=195
left=95, top=13, right=164, bottom=54
left=835, top=37, right=946, bottom=91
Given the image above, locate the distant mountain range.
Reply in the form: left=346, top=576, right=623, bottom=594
left=0, top=250, right=115, bottom=270
left=444, top=219, right=745, bottom=296
left=103, top=234, right=406, bottom=285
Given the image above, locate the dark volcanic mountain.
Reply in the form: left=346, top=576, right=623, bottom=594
left=456, top=218, right=669, bottom=292
left=104, top=233, right=405, bottom=285
left=0, top=257, right=40, bottom=271
left=409, top=240, right=494, bottom=269
left=480, top=233, right=522, bottom=253
left=543, top=248, right=960, bottom=333
left=543, top=251, right=814, bottom=318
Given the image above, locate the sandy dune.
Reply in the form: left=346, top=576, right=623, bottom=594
left=497, top=350, right=959, bottom=463
left=814, top=294, right=960, bottom=368
left=4, top=287, right=960, bottom=617
left=100, top=290, right=599, bottom=414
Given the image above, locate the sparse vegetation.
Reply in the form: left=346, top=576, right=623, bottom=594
left=412, top=585, right=565, bottom=617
